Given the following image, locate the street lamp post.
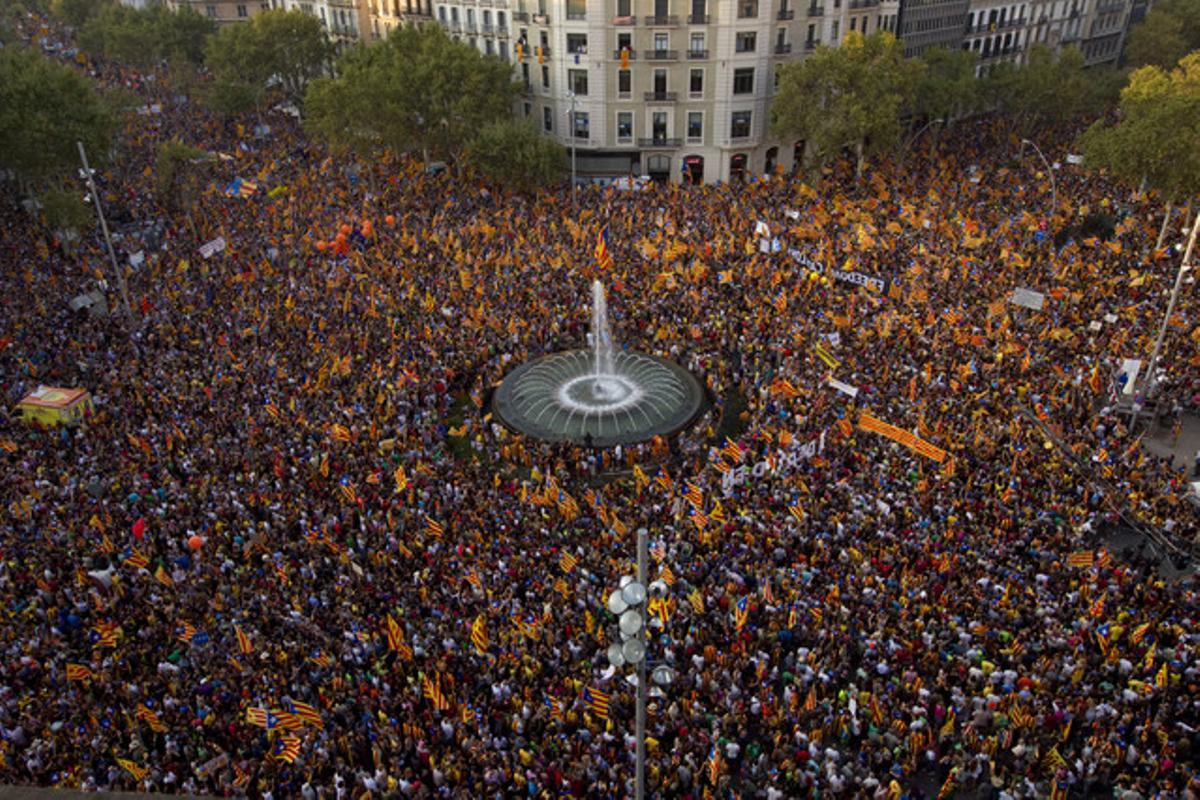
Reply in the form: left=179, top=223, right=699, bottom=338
left=77, top=141, right=133, bottom=321
left=1020, top=138, right=1057, bottom=232
left=567, top=92, right=579, bottom=213
left=1132, top=210, right=1199, bottom=429
left=606, top=528, right=674, bottom=800
left=898, top=118, right=944, bottom=168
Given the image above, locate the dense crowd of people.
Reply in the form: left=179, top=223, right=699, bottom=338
left=3, top=11, right=1200, bottom=799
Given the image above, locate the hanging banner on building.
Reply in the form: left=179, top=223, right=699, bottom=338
left=858, top=412, right=947, bottom=462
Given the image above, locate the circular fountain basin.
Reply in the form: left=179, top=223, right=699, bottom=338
left=492, top=349, right=705, bottom=446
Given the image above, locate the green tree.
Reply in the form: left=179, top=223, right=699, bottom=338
left=912, top=47, right=979, bottom=124
left=39, top=186, right=91, bottom=251
left=305, top=25, right=518, bottom=163
left=80, top=4, right=215, bottom=69
left=1080, top=53, right=1200, bottom=248
left=205, top=9, right=330, bottom=113
left=1123, top=10, right=1189, bottom=69
left=51, top=0, right=111, bottom=28
left=984, top=44, right=1112, bottom=137
left=0, top=47, right=115, bottom=189
left=466, top=120, right=565, bottom=192
left=771, top=31, right=923, bottom=177
left=155, top=139, right=209, bottom=238
left=1151, top=0, right=1200, bottom=54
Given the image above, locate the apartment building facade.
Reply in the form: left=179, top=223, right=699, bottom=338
left=425, top=0, right=898, bottom=183
left=167, top=0, right=272, bottom=24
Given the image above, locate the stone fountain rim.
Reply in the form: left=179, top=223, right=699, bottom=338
left=490, top=348, right=706, bottom=447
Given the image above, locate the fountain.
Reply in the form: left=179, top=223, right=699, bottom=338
left=492, top=281, right=705, bottom=446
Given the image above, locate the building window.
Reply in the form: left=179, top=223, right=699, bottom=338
left=567, top=33, right=588, bottom=53
left=542, top=65, right=550, bottom=87
left=831, top=19, right=839, bottom=41
left=738, top=0, right=758, bottom=17
left=617, top=112, right=634, bottom=142
left=500, top=41, right=509, bottom=59
left=569, top=69, right=588, bottom=95
left=573, top=111, right=590, bottom=139
left=687, top=111, right=703, bottom=141
left=690, top=32, right=705, bottom=53
left=731, top=110, right=752, bottom=138
left=654, top=32, right=669, bottom=51
left=524, top=102, right=532, bottom=117
left=618, top=0, right=631, bottom=15
left=544, top=106, right=553, bottom=131
left=237, top=4, right=248, bottom=17
left=618, top=68, right=631, bottom=95
left=206, top=4, right=217, bottom=16
left=438, top=6, right=446, bottom=21
left=617, top=32, right=632, bottom=51
left=849, top=16, right=856, bottom=31
left=522, top=62, right=531, bottom=88
left=485, top=39, right=494, bottom=54
left=733, top=67, right=754, bottom=94
left=566, top=0, right=586, bottom=18
left=689, top=68, right=703, bottom=95
left=735, top=32, right=756, bottom=52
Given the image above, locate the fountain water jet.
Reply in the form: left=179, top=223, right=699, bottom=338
left=491, top=281, right=704, bottom=446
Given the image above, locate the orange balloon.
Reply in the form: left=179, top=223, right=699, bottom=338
left=340, top=223, right=352, bottom=235
left=315, top=240, right=327, bottom=251
left=187, top=535, right=204, bottom=551
left=362, top=223, right=373, bottom=237
left=385, top=215, right=395, bottom=225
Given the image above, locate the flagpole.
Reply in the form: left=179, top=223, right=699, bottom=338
left=636, top=527, right=647, bottom=800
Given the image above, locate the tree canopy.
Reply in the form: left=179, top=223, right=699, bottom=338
left=0, top=46, right=115, bottom=186
left=205, top=9, right=331, bottom=112
left=466, top=120, right=565, bottom=192
left=80, top=3, right=215, bottom=68
left=1080, top=52, right=1200, bottom=203
left=771, top=31, right=922, bottom=175
left=912, top=47, right=979, bottom=124
left=1123, top=10, right=1190, bottom=70
left=304, top=25, right=518, bottom=162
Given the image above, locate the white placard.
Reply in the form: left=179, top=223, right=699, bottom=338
left=1120, top=359, right=1141, bottom=396
left=199, top=237, right=226, bottom=259
left=128, top=250, right=144, bottom=268
left=1104, top=313, right=1117, bottom=323
left=826, top=377, right=859, bottom=398
left=1066, top=154, right=1084, bottom=165
left=754, top=220, right=770, bottom=237
left=1009, top=287, right=1045, bottom=311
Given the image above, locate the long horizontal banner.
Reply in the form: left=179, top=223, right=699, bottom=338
left=720, top=432, right=827, bottom=497
left=788, top=249, right=892, bottom=295
left=858, top=413, right=947, bottom=462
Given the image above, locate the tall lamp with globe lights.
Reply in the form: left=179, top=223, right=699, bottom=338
left=605, top=528, right=675, bottom=800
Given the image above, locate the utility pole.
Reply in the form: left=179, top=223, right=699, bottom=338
left=1132, top=210, right=1199, bottom=429
left=1020, top=138, right=1057, bottom=233
left=78, top=141, right=133, bottom=321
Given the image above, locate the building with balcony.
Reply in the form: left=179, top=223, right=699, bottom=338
left=169, top=0, right=370, bottom=42
left=431, top=0, right=898, bottom=183
left=166, top=0, right=273, bottom=25
left=368, top=0, right=436, bottom=40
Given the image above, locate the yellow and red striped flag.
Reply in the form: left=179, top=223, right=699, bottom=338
left=66, top=663, right=94, bottom=682
left=234, top=625, right=254, bottom=654
left=471, top=614, right=489, bottom=655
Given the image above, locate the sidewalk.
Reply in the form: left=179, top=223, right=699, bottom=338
left=1142, top=411, right=1200, bottom=474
